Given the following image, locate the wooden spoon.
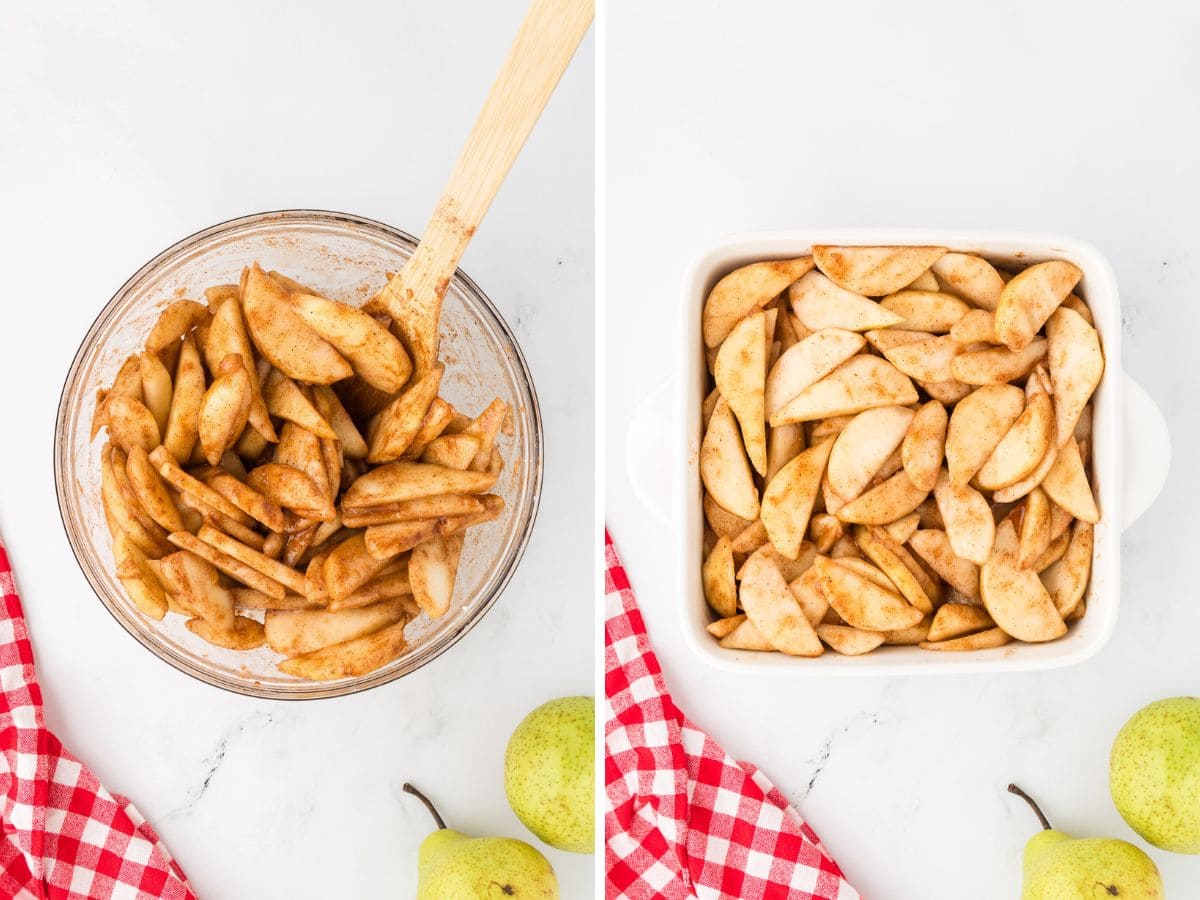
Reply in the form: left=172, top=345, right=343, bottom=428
left=367, top=0, right=593, bottom=378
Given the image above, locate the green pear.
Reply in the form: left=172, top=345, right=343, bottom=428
left=504, top=695, right=594, bottom=854
left=1111, top=696, right=1200, bottom=853
left=1008, top=785, right=1163, bottom=899
left=403, top=783, right=559, bottom=899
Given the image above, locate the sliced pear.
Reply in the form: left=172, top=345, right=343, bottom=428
left=765, top=328, right=865, bottom=418
left=701, top=397, right=760, bottom=520
left=883, top=617, right=933, bottom=645
left=829, top=556, right=896, bottom=591
left=949, top=309, right=997, bottom=344
left=738, top=554, right=823, bottom=656
left=927, top=603, right=994, bottom=642
left=827, top=406, right=913, bottom=503
left=816, top=625, right=884, bottom=656
left=771, top=356, right=918, bottom=425
left=835, top=470, right=928, bottom=525
left=788, top=270, right=904, bottom=332
left=809, top=513, right=843, bottom=554
left=884, top=512, right=920, bottom=545
left=933, top=469, right=993, bottom=566
left=1032, top=529, right=1071, bottom=573
left=951, top=338, right=1047, bottom=385
left=702, top=257, right=814, bottom=348
left=992, top=440, right=1058, bottom=503
left=205, top=294, right=275, bottom=442
left=920, top=379, right=974, bottom=405
left=974, top=391, right=1054, bottom=490
left=737, top=542, right=816, bottom=584
left=813, top=245, right=947, bottom=296
left=1040, top=437, right=1099, bottom=523
left=1061, top=293, right=1094, bottom=324
left=901, top=400, right=948, bottom=492
left=852, top=525, right=933, bottom=613
left=1016, top=487, right=1053, bottom=569
left=809, top=415, right=856, bottom=443
left=730, top=519, right=769, bottom=555
left=1041, top=520, right=1092, bottom=617
left=702, top=535, right=737, bottom=617
left=905, top=270, right=940, bottom=292
left=812, top=555, right=924, bottom=631
left=994, top=259, right=1082, bottom=351
left=706, top=615, right=747, bottom=639
left=242, top=263, right=353, bottom=384
left=263, top=369, right=336, bottom=438
left=1046, top=307, right=1104, bottom=447
left=980, top=518, right=1066, bottom=642
left=787, top=562, right=833, bottom=618
left=289, top=292, right=412, bottom=393
left=920, top=627, right=1012, bottom=651
left=946, top=384, right=1024, bottom=484
left=704, top=492, right=753, bottom=538
left=714, top=312, right=768, bottom=474
left=718, top=618, right=776, bottom=651
left=765, top=422, right=805, bottom=484
left=761, top=438, right=833, bottom=559
left=878, top=334, right=962, bottom=383
left=879, top=291, right=970, bottom=333
left=908, top=529, right=979, bottom=599
left=931, top=252, right=1005, bottom=310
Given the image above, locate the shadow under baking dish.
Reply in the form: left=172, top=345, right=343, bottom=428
left=55, top=210, right=543, bottom=699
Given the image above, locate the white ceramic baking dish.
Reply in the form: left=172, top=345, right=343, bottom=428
left=627, top=230, right=1171, bottom=676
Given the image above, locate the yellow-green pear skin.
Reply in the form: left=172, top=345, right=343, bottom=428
left=1021, top=832, right=1163, bottom=899
left=415, top=828, right=559, bottom=899
left=504, top=696, right=595, bottom=854
left=1111, top=696, right=1200, bottom=853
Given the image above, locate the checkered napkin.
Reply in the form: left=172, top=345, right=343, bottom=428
left=0, top=536, right=196, bottom=899
left=604, top=532, right=860, bottom=900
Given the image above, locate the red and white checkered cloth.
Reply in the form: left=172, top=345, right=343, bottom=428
left=0, top=535, right=197, bottom=899
left=605, top=532, right=860, bottom=900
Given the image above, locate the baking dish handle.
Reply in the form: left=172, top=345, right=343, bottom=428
left=625, top=375, right=677, bottom=521
left=1122, top=371, right=1171, bottom=532
left=627, top=370, right=1170, bottom=532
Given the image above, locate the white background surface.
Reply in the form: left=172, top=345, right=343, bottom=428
left=0, top=1, right=593, bottom=897
left=606, top=1, right=1199, bottom=897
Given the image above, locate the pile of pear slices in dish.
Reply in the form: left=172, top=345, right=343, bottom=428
left=93, top=263, right=508, bottom=681
left=700, top=246, right=1102, bottom=657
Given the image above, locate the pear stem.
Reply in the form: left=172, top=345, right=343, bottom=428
left=402, top=783, right=447, bottom=830
left=1007, top=784, right=1051, bottom=831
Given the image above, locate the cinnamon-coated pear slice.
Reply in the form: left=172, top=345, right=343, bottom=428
left=879, top=291, right=970, bottom=333
left=816, top=624, right=885, bottom=656
left=933, top=468, right=994, bottom=566
left=700, top=397, right=760, bottom=521
left=738, top=554, right=823, bottom=657
left=901, top=400, right=948, bottom=492
left=946, top=384, right=1024, bottom=485
left=827, top=406, right=914, bottom=503
left=788, top=271, right=904, bottom=332
left=980, top=519, right=1067, bottom=643
left=765, top=328, right=864, bottom=418
left=927, top=603, right=994, bottom=642
left=702, top=257, right=814, bottom=348
left=908, top=528, right=980, bottom=599
left=702, top=536, right=738, bottom=618
left=714, top=312, right=768, bottom=475
left=919, top=627, right=1011, bottom=652
left=931, top=253, right=1005, bottom=310
left=771, top=356, right=918, bottom=425
left=835, top=470, right=928, bottom=526
left=1040, top=520, right=1092, bottom=618
left=1046, top=306, right=1104, bottom=448
left=812, top=556, right=923, bottom=632
left=813, top=245, right=947, bottom=296
left=994, top=259, right=1082, bottom=351
left=761, top=437, right=833, bottom=559
left=1040, top=437, right=1099, bottom=523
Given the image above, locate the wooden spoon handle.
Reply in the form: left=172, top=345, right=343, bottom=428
left=377, top=0, right=593, bottom=374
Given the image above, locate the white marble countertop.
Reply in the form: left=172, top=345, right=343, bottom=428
left=0, top=2, right=594, bottom=896
left=606, top=2, right=1198, bottom=897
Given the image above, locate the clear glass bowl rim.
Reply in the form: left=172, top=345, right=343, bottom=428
left=53, top=209, right=544, bottom=700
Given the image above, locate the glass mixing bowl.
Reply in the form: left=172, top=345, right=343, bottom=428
left=54, top=210, right=543, bottom=699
